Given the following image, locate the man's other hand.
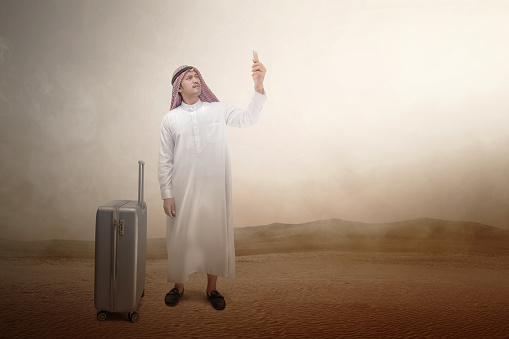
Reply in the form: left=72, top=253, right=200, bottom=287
left=163, top=198, right=176, bottom=218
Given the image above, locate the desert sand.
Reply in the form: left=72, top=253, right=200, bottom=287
left=1, top=218, right=508, bottom=338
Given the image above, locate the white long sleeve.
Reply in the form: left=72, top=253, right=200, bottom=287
left=223, top=90, right=267, bottom=128
left=158, top=116, right=175, bottom=200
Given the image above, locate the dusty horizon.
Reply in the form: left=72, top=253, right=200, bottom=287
left=1, top=0, right=509, bottom=241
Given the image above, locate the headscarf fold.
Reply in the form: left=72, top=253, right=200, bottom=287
left=170, top=65, right=219, bottom=110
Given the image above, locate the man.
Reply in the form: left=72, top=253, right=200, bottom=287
left=158, top=56, right=267, bottom=311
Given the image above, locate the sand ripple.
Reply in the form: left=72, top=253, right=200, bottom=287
left=1, top=252, right=509, bottom=338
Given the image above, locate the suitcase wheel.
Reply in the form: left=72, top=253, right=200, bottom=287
left=142, top=289, right=145, bottom=297
left=97, top=311, right=107, bottom=321
left=128, top=311, right=139, bottom=323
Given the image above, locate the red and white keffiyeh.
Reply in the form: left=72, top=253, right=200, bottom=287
left=170, top=65, right=219, bottom=110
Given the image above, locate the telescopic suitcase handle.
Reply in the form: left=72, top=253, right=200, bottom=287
left=138, top=160, right=145, bottom=208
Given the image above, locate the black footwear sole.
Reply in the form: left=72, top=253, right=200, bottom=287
left=207, top=290, right=226, bottom=310
left=165, top=288, right=184, bottom=307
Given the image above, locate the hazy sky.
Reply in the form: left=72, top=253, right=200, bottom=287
left=1, top=0, right=508, bottom=241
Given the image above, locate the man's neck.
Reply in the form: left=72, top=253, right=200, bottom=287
left=182, top=96, right=199, bottom=105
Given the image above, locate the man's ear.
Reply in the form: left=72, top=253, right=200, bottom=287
left=178, top=85, right=182, bottom=93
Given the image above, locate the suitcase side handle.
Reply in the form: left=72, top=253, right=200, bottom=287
left=138, top=160, right=145, bottom=208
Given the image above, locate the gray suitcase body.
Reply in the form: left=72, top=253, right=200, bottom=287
left=94, top=161, right=147, bottom=322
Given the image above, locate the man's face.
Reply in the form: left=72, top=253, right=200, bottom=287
left=178, top=70, right=201, bottom=98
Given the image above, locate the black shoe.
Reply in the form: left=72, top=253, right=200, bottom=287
left=207, top=290, right=226, bottom=310
left=165, top=287, right=184, bottom=307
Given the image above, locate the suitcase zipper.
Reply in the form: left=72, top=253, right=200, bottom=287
left=111, top=200, right=130, bottom=311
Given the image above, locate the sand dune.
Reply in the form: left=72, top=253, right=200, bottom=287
left=1, top=218, right=508, bottom=338
left=1, top=217, right=508, bottom=258
left=234, top=217, right=509, bottom=256
left=0, top=238, right=95, bottom=258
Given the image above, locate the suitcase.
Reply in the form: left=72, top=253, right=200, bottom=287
left=94, top=160, right=147, bottom=323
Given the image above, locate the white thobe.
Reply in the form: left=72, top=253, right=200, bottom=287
left=158, top=90, right=267, bottom=283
